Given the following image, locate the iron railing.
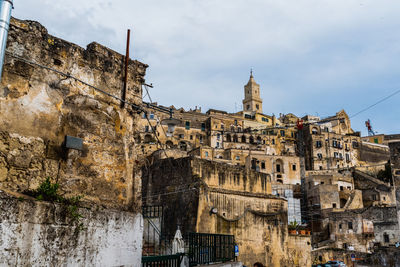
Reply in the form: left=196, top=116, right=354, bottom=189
left=142, top=254, right=184, bottom=267
left=188, top=233, right=235, bottom=266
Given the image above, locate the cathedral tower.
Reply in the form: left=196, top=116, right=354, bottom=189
left=242, top=71, right=263, bottom=113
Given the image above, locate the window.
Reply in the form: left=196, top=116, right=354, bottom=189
left=339, top=224, right=342, bottom=229
left=216, top=142, right=220, bottom=148
left=334, top=152, right=338, bottom=158
left=384, top=233, right=390, bottom=243
left=200, top=136, right=203, bottom=143
left=256, top=104, right=259, bottom=110
left=352, top=141, right=359, bottom=148
left=236, top=156, right=240, bottom=160
left=262, top=117, right=269, bottom=122
left=149, top=113, right=154, bottom=119
left=241, top=135, right=246, bottom=143
left=343, top=243, right=348, bottom=249
left=205, top=151, right=209, bottom=157
left=312, top=128, right=318, bottom=134
left=238, top=127, right=242, bottom=132
left=190, top=135, right=193, bottom=140
left=201, top=123, right=205, bottom=131
left=348, top=221, right=353, bottom=229
left=246, top=105, right=250, bottom=110
left=317, top=153, right=323, bottom=159
left=292, top=164, right=296, bottom=171
left=185, top=121, right=190, bottom=130
left=217, top=133, right=220, bottom=140
left=145, top=126, right=149, bottom=132
left=332, top=140, right=338, bottom=147
left=245, top=114, right=252, bottom=119
left=383, top=196, right=386, bottom=201
left=276, top=164, right=281, bottom=173
left=178, top=134, right=184, bottom=139
left=333, top=203, right=337, bottom=208
left=346, top=153, right=350, bottom=162
left=234, top=120, right=238, bottom=126
left=272, top=139, right=275, bottom=145
left=319, top=166, right=323, bottom=170
left=261, top=161, right=266, bottom=169
left=221, top=124, right=224, bottom=130
left=374, top=138, right=378, bottom=144
left=231, top=126, right=235, bottom=132
left=372, top=194, right=377, bottom=201
left=280, top=130, right=285, bottom=137
left=320, top=182, right=324, bottom=184
left=340, top=186, right=344, bottom=191
left=316, top=141, right=322, bottom=148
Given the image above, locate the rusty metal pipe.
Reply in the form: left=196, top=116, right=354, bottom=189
left=121, top=29, right=130, bottom=108
left=0, top=0, right=13, bottom=80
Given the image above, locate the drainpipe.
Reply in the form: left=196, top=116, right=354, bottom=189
left=0, top=0, right=13, bottom=80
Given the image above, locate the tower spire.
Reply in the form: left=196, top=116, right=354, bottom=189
left=250, top=68, right=253, bottom=78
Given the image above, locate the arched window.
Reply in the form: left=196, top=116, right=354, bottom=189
left=233, top=135, right=238, bottom=142
left=312, top=128, right=318, bottom=134
left=226, top=134, right=232, bottom=142
left=241, top=135, right=246, bottom=143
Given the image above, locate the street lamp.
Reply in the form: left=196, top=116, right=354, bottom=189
left=162, top=116, right=181, bottom=137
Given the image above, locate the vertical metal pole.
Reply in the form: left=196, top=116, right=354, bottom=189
left=121, top=29, right=130, bottom=108
left=0, top=0, right=13, bottom=80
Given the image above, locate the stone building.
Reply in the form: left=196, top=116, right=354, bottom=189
left=142, top=156, right=311, bottom=267
left=0, top=18, right=146, bottom=266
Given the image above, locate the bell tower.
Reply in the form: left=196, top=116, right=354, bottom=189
left=242, top=70, right=263, bottom=113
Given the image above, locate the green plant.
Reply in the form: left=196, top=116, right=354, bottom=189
left=24, top=177, right=85, bottom=232
left=288, top=221, right=299, bottom=229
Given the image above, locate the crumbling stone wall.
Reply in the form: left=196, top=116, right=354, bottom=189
left=0, top=18, right=147, bottom=209
left=0, top=17, right=147, bottom=266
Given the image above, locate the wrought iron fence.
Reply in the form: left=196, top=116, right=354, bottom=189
left=142, top=254, right=184, bottom=267
left=188, top=232, right=235, bottom=266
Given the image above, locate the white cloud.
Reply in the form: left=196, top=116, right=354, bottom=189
left=15, top=0, right=400, bottom=134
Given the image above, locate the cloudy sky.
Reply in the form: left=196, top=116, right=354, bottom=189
left=15, top=0, right=400, bottom=135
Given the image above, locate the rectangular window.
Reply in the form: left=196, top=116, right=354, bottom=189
left=276, top=164, right=281, bottom=172
left=384, top=233, right=390, bottom=243
left=216, top=142, right=220, bottom=148
left=292, top=164, right=296, bottom=171
left=261, top=161, right=265, bottom=169
left=245, top=114, right=252, bottom=119
left=352, top=141, right=359, bottom=148
left=190, top=135, right=193, bottom=140
left=333, top=203, right=337, bottom=208
left=178, top=134, right=184, bottom=139
left=217, top=133, right=220, bottom=140
left=272, top=139, right=275, bottom=145
left=346, top=153, right=350, bottom=162
left=149, top=113, right=154, bottom=119
left=221, top=124, right=224, bottom=130
left=339, top=224, right=342, bottom=229
left=334, top=152, right=338, bottom=158
left=185, top=121, right=190, bottom=130
left=145, top=126, right=149, bottom=132
left=348, top=222, right=353, bottom=229
left=317, top=153, right=323, bottom=159
left=205, top=151, right=209, bottom=157
left=201, top=123, right=205, bottom=131
left=280, top=130, right=285, bottom=137
left=372, top=194, right=377, bottom=201
left=234, top=120, right=238, bottom=126
left=236, top=156, right=240, bottom=160
left=374, top=138, right=378, bottom=144
left=316, top=141, right=322, bottom=148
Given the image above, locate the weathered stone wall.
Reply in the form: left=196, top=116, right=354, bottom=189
left=287, top=235, right=311, bottom=267
left=0, top=17, right=147, bottom=209
left=0, top=190, right=143, bottom=266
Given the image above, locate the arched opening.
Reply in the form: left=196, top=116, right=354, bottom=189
left=277, top=179, right=283, bottom=184
left=276, top=159, right=284, bottom=173
left=179, top=141, right=187, bottom=151
left=233, top=135, right=238, bottom=142
left=249, top=136, right=254, bottom=144
left=166, top=140, right=174, bottom=148
left=312, top=128, right=318, bottom=134
left=257, top=136, right=262, bottom=144
left=144, top=134, right=154, bottom=144
left=226, top=134, right=231, bottom=142
left=241, top=135, right=246, bottom=143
